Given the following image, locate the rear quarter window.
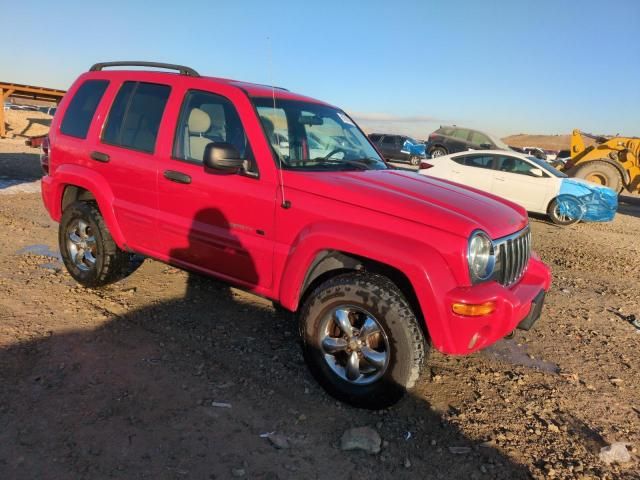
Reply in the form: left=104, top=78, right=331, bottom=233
left=453, top=154, right=494, bottom=168
left=60, top=80, right=109, bottom=139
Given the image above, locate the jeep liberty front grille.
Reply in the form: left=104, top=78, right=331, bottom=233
left=494, top=227, right=531, bottom=287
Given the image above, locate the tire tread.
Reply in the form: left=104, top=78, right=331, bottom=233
left=298, top=271, right=427, bottom=407
left=59, top=201, right=130, bottom=287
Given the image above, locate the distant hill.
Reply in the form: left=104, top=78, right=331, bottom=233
left=502, top=134, right=595, bottom=151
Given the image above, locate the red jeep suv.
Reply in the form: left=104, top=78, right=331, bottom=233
left=41, top=62, right=551, bottom=408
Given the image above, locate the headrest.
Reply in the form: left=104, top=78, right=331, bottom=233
left=260, top=115, right=275, bottom=133
left=188, top=108, right=211, bottom=134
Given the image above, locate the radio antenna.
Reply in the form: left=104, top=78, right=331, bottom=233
left=267, top=36, right=289, bottom=209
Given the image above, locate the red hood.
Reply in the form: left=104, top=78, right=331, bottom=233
left=284, top=169, right=527, bottom=239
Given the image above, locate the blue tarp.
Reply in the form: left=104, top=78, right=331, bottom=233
left=557, top=179, right=618, bottom=222
left=401, top=139, right=426, bottom=157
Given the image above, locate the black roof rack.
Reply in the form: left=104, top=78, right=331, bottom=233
left=89, top=61, right=200, bottom=77
left=252, top=82, right=290, bottom=92
left=230, top=80, right=289, bottom=92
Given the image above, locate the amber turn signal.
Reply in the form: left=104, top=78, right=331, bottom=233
left=452, top=301, right=496, bottom=316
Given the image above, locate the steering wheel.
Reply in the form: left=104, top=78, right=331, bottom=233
left=323, top=148, right=346, bottom=160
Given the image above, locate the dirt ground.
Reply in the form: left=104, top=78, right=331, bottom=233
left=2, top=110, right=52, bottom=138
left=1, top=137, right=640, bottom=480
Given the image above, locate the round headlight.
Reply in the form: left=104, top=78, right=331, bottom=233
left=467, top=230, right=495, bottom=282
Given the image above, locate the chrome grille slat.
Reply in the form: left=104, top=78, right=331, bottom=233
left=494, top=227, right=531, bottom=287
left=511, top=238, right=517, bottom=284
left=517, top=235, right=523, bottom=280
left=512, top=240, right=516, bottom=283
left=505, top=239, right=513, bottom=283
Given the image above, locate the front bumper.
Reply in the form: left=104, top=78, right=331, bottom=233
left=433, top=256, right=551, bottom=355
left=517, top=290, right=545, bottom=331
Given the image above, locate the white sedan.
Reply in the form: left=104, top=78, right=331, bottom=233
left=419, top=150, right=617, bottom=226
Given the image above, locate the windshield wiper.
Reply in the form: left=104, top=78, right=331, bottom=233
left=309, top=158, right=371, bottom=170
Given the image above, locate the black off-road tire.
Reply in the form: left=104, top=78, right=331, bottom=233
left=298, top=272, right=427, bottom=409
left=59, top=201, right=131, bottom=288
left=429, top=146, right=447, bottom=158
left=572, top=160, right=624, bottom=193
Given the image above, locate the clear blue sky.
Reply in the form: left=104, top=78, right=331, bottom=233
left=4, top=0, right=639, bottom=138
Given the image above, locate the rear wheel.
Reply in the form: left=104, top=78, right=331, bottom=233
left=429, top=147, right=447, bottom=158
left=547, top=196, right=583, bottom=226
left=572, top=160, right=624, bottom=193
left=59, top=201, right=132, bottom=287
left=298, top=272, right=427, bottom=409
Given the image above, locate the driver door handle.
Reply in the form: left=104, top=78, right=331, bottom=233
left=163, top=170, right=191, bottom=184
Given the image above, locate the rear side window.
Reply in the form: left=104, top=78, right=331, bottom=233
left=60, top=80, right=109, bottom=139
left=453, top=154, right=494, bottom=169
left=368, top=134, right=381, bottom=142
left=381, top=135, right=397, bottom=144
left=102, top=81, right=171, bottom=153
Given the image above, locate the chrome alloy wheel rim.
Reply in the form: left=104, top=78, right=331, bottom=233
left=319, top=306, right=390, bottom=385
left=66, top=218, right=97, bottom=271
left=431, top=149, right=443, bottom=157
left=553, top=199, right=582, bottom=223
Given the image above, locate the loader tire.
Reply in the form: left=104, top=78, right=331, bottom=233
left=572, top=160, right=623, bottom=193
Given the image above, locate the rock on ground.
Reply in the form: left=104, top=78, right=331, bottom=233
left=340, top=427, right=382, bottom=454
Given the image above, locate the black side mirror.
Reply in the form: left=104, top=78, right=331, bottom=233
left=203, top=143, right=244, bottom=172
left=480, top=143, right=492, bottom=149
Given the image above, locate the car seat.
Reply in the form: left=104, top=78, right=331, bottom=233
left=187, top=108, right=212, bottom=162
left=500, top=157, right=515, bottom=172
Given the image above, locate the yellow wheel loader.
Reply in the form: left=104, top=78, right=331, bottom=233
left=563, top=129, right=640, bottom=193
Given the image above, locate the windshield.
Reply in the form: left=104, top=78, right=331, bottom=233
left=253, top=98, right=387, bottom=171
left=526, top=155, right=567, bottom=177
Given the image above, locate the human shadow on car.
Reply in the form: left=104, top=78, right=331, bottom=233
left=167, top=207, right=259, bottom=300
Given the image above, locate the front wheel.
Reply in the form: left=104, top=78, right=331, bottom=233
left=410, top=156, right=420, bottom=166
left=547, top=196, right=584, bottom=226
left=298, top=272, right=427, bottom=409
